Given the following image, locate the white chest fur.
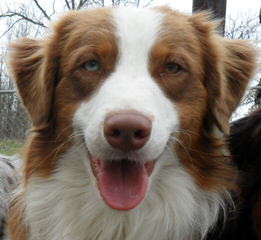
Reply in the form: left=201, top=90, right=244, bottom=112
left=24, top=145, right=225, bottom=240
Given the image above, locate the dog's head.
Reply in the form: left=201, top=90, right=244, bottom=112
left=9, top=7, right=257, bottom=212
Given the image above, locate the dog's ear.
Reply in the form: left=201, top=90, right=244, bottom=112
left=190, top=13, right=257, bottom=134
left=8, top=38, right=59, bottom=128
left=213, top=39, right=257, bottom=133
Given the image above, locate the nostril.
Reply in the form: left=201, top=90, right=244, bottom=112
left=134, top=129, right=147, bottom=139
left=111, top=128, right=121, bottom=138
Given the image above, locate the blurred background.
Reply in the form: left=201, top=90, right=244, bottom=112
left=0, top=0, right=260, bottom=155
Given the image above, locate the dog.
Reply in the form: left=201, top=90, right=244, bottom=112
left=226, top=108, right=261, bottom=240
left=205, top=108, right=261, bottom=240
left=6, top=7, right=257, bottom=240
left=0, top=154, right=19, bottom=240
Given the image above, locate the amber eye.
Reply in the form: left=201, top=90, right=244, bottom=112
left=165, top=62, right=182, bottom=73
left=83, top=60, right=100, bottom=71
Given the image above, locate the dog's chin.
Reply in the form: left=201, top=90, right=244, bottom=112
left=89, top=156, right=156, bottom=211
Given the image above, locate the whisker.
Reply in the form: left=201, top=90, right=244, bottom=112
left=168, top=133, right=194, bottom=164
left=53, top=130, right=85, bottom=159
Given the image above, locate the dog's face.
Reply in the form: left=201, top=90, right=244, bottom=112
left=9, top=6, right=257, bottom=235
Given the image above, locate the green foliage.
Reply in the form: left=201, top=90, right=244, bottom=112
left=0, top=139, right=23, bottom=155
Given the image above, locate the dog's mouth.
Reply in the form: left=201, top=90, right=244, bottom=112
left=91, top=157, right=155, bottom=211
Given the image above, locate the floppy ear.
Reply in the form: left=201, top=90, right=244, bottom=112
left=221, top=39, right=258, bottom=120
left=190, top=13, right=257, bottom=134
left=8, top=38, right=59, bottom=129
left=210, top=38, right=258, bottom=134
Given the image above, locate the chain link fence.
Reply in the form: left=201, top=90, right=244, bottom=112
left=0, top=90, right=31, bottom=155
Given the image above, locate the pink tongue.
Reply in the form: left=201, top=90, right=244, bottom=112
left=98, top=160, right=149, bottom=211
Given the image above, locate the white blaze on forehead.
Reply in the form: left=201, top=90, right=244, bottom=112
left=112, top=7, right=163, bottom=74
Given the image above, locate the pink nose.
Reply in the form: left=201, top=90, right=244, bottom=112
left=104, top=112, right=152, bottom=152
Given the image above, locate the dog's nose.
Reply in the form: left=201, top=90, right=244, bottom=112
left=104, top=112, right=152, bottom=151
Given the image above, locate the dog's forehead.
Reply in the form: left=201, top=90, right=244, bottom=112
left=110, top=8, right=165, bottom=71
left=111, top=7, right=190, bottom=35
left=110, top=8, right=192, bottom=45
left=57, top=7, right=199, bottom=60
left=112, top=7, right=164, bottom=39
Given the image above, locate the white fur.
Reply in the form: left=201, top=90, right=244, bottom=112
left=23, top=8, right=228, bottom=240
left=25, top=144, right=225, bottom=240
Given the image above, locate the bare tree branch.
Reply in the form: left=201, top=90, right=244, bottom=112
left=77, top=0, right=84, bottom=8
left=225, top=13, right=260, bottom=44
left=91, top=0, right=103, bottom=6
left=77, top=0, right=89, bottom=9
left=143, top=0, right=154, bottom=8
left=64, top=0, right=71, bottom=9
left=50, top=0, right=57, bottom=17
left=32, top=0, right=51, bottom=20
left=0, top=11, right=47, bottom=28
left=0, top=18, right=23, bottom=38
left=72, top=0, right=76, bottom=9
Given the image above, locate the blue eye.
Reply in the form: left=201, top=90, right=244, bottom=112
left=165, top=62, right=182, bottom=73
left=83, top=60, right=100, bottom=71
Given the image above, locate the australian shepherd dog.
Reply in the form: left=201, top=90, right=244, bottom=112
left=4, top=6, right=258, bottom=240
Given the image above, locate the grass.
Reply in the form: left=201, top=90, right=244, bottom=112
left=0, top=139, right=24, bottom=156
